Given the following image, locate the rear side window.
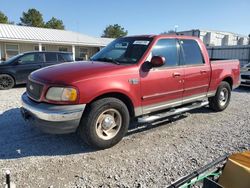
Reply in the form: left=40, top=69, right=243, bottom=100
left=151, top=39, right=178, bottom=67
left=45, top=53, right=57, bottom=62
left=180, top=39, right=204, bottom=65
left=58, top=53, right=73, bottom=62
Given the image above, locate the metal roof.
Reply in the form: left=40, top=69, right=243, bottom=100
left=0, top=23, right=113, bottom=46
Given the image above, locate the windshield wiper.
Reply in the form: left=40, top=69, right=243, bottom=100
left=93, top=57, right=120, bottom=65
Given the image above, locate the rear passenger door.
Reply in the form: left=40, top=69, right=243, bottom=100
left=44, top=52, right=58, bottom=67
left=180, top=39, right=211, bottom=101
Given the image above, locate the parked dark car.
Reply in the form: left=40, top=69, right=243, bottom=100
left=0, top=51, right=73, bottom=89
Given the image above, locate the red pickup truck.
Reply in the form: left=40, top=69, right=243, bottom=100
left=21, top=35, right=240, bottom=149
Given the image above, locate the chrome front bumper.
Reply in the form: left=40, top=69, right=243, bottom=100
left=21, top=93, right=86, bottom=134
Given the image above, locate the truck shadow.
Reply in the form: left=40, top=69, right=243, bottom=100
left=0, top=106, right=212, bottom=160
left=0, top=108, right=95, bottom=160
left=233, top=86, right=250, bottom=93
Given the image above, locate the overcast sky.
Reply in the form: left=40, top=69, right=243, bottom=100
left=1, top=0, right=249, bottom=37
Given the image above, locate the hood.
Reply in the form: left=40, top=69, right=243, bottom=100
left=30, top=61, right=127, bottom=84
left=0, top=61, right=7, bottom=66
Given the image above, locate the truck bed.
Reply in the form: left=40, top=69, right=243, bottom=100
left=209, top=59, right=240, bottom=92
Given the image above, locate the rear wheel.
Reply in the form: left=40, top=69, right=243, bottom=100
left=209, top=81, right=231, bottom=111
left=77, top=98, right=130, bottom=149
left=0, top=74, right=15, bottom=90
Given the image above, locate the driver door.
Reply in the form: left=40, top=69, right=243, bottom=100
left=15, top=53, right=44, bottom=83
left=140, top=39, right=184, bottom=114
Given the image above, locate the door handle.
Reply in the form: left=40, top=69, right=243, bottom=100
left=173, top=72, right=181, bottom=77
left=200, top=70, right=207, bottom=74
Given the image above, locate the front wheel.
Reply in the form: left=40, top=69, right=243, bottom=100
left=77, top=98, right=130, bottom=149
left=209, top=81, right=231, bottom=112
left=0, top=74, right=15, bottom=90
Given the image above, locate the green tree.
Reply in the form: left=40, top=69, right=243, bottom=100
left=101, top=24, right=128, bottom=38
left=45, top=17, right=65, bottom=30
left=20, top=8, right=44, bottom=27
left=0, top=11, right=10, bottom=24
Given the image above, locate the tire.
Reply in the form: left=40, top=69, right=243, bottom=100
left=77, top=97, right=130, bottom=149
left=0, top=74, right=15, bottom=90
left=209, top=81, right=231, bottom=112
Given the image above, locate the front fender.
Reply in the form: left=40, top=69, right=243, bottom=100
left=76, top=76, right=141, bottom=108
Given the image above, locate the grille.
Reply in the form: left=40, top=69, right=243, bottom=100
left=241, top=75, right=250, bottom=80
left=27, top=79, right=44, bottom=101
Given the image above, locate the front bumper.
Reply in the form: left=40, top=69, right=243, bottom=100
left=240, top=79, right=250, bottom=86
left=21, top=93, right=86, bottom=134
left=240, top=73, right=250, bottom=87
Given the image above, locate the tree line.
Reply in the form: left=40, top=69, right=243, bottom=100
left=0, top=8, right=129, bottom=38
left=0, top=9, right=64, bottom=29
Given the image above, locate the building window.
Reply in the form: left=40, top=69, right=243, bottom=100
left=58, top=47, right=68, bottom=52
left=5, top=44, right=19, bottom=58
left=79, top=48, right=88, bottom=60
left=34, top=45, right=46, bottom=51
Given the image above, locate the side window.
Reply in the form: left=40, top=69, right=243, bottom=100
left=18, top=53, right=43, bottom=64
left=58, top=53, right=73, bottom=62
left=151, top=39, right=178, bottom=67
left=45, top=53, right=57, bottom=62
left=180, top=39, right=204, bottom=65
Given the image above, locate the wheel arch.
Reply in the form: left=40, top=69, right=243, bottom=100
left=0, top=73, right=16, bottom=86
left=87, top=92, right=135, bottom=118
left=0, top=72, right=16, bottom=82
left=222, top=76, right=233, bottom=90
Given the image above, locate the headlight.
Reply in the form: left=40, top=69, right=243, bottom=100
left=46, top=87, right=78, bottom=102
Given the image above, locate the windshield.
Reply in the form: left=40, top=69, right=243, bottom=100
left=1, top=53, right=24, bottom=64
left=91, top=37, right=153, bottom=64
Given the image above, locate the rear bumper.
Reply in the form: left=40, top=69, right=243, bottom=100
left=21, top=93, right=86, bottom=134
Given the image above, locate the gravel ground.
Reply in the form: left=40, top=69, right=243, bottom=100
left=0, top=86, right=249, bottom=187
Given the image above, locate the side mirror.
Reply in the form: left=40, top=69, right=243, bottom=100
left=151, top=56, right=165, bottom=67
left=17, top=59, right=22, bottom=64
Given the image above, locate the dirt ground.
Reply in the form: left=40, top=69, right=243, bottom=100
left=0, top=87, right=249, bottom=187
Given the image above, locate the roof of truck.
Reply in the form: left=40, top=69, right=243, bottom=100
left=122, top=34, right=200, bottom=40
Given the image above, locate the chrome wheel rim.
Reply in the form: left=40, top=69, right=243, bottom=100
left=219, top=88, right=229, bottom=106
left=95, top=108, right=122, bottom=140
left=0, top=76, right=13, bottom=89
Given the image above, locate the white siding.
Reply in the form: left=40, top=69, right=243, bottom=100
left=0, top=41, right=101, bottom=61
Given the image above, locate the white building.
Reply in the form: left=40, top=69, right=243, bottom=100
left=177, top=29, right=249, bottom=46
left=0, top=23, right=113, bottom=61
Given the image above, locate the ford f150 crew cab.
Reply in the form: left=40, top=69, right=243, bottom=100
left=21, top=35, right=240, bottom=149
